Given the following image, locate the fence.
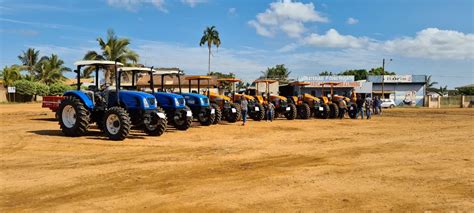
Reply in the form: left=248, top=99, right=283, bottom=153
left=426, top=95, right=473, bottom=108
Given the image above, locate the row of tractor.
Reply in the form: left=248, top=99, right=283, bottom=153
left=43, top=60, right=358, bottom=141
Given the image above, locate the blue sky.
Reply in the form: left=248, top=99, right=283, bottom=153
left=0, top=0, right=473, bottom=88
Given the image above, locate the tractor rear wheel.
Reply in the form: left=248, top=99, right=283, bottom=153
left=103, top=107, right=131, bottom=140
left=297, top=103, right=311, bottom=119
left=211, top=103, right=221, bottom=124
left=328, top=103, right=339, bottom=119
left=348, top=103, right=358, bottom=119
left=58, top=96, right=90, bottom=137
left=285, top=103, right=297, bottom=120
left=173, top=107, right=192, bottom=130
left=315, top=104, right=330, bottom=119
left=226, top=103, right=241, bottom=123
left=251, top=103, right=265, bottom=121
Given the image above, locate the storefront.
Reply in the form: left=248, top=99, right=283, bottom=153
left=367, top=75, right=426, bottom=106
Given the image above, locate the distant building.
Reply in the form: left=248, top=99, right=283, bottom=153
left=287, top=75, right=372, bottom=97
left=367, top=75, right=427, bottom=106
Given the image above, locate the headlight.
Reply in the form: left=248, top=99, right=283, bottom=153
left=143, top=98, right=150, bottom=108
left=174, top=98, right=180, bottom=106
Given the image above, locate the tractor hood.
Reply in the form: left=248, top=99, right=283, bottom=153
left=209, top=92, right=231, bottom=101
left=155, top=92, right=183, bottom=99
left=118, top=90, right=157, bottom=109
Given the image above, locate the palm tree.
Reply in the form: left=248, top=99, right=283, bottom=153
left=437, top=85, right=448, bottom=96
left=260, top=64, right=292, bottom=83
left=199, top=26, right=221, bottom=75
left=1, top=65, right=22, bottom=87
left=37, top=54, right=71, bottom=85
left=17, top=48, right=40, bottom=78
left=425, top=75, right=438, bottom=94
left=84, top=29, right=139, bottom=84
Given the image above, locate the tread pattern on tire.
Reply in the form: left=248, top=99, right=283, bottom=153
left=250, top=103, right=265, bottom=121
left=58, top=96, right=90, bottom=137
left=144, top=107, right=167, bottom=136
left=226, top=103, right=241, bottom=123
left=173, top=106, right=192, bottom=130
left=198, top=107, right=214, bottom=126
left=315, top=104, right=330, bottom=119
left=297, top=103, right=311, bottom=119
left=329, top=103, right=339, bottom=119
left=285, top=103, right=297, bottom=120
left=103, top=106, right=131, bottom=140
left=211, top=103, right=221, bottom=124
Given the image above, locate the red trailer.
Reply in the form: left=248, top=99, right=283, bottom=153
left=42, top=96, right=65, bottom=119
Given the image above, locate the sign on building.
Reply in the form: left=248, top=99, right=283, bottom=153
left=298, top=75, right=354, bottom=82
left=7, top=87, right=15, bottom=93
left=383, top=75, right=413, bottom=83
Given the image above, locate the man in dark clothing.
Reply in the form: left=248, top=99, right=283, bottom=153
left=365, top=97, right=372, bottom=119
left=356, top=95, right=365, bottom=119
left=240, top=96, right=248, bottom=126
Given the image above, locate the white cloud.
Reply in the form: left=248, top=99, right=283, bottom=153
left=381, top=28, right=474, bottom=60
left=249, top=0, right=328, bottom=38
left=346, top=17, right=359, bottom=25
left=106, top=0, right=167, bottom=12
left=228, top=7, right=237, bottom=16
left=181, top=0, right=206, bottom=7
left=305, top=29, right=371, bottom=48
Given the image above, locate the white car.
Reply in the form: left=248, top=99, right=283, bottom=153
left=380, top=99, right=396, bottom=108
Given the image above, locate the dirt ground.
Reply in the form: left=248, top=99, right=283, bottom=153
left=0, top=103, right=473, bottom=212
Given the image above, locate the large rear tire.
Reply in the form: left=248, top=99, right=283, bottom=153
left=58, top=96, right=90, bottom=137
left=103, top=107, right=131, bottom=140
left=211, top=103, right=221, bottom=124
left=226, top=103, right=241, bottom=123
left=297, top=103, right=311, bottom=119
left=315, top=104, right=330, bottom=119
left=173, top=107, right=192, bottom=130
left=328, top=103, right=339, bottom=119
left=285, top=103, right=297, bottom=120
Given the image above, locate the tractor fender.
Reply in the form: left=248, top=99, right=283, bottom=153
left=63, top=91, right=94, bottom=109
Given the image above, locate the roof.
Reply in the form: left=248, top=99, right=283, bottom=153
left=137, top=75, right=219, bottom=87
left=64, top=78, right=94, bottom=85
left=254, top=79, right=277, bottom=84
left=289, top=81, right=311, bottom=86
left=320, top=82, right=341, bottom=86
left=185, top=76, right=212, bottom=80
left=217, top=78, right=241, bottom=83
left=120, top=67, right=153, bottom=72
left=74, top=60, right=124, bottom=66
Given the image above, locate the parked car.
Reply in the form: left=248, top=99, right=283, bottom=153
left=381, top=99, right=396, bottom=108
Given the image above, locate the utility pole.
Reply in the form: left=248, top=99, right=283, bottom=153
left=381, top=58, right=385, bottom=99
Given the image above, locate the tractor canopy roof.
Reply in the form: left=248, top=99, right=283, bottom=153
left=74, top=60, right=123, bottom=67
left=120, top=67, right=153, bottom=72
left=217, top=78, right=241, bottom=83
left=153, top=68, right=183, bottom=75
left=185, top=76, right=212, bottom=81
left=254, top=79, right=277, bottom=84
left=289, top=81, right=311, bottom=86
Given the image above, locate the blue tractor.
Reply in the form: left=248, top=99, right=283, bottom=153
left=119, top=67, right=193, bottom=130
left=57, top=60, right=167, bottom=140
left=152, top=69, right=216, bottom=126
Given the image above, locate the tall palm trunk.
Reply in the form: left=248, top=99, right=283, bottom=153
left=207, top=45, right=211, bottom=75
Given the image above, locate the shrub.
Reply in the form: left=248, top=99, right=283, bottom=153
left=49, top=83, right=73, bottom=96
left=12, top=80, right=36, bottom=96
left=34, top=82, right=49, bottom=96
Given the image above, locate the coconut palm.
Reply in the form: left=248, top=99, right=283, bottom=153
left=1, top=65, right=22, bottom=87
left=17, top=48, right=40, bottom=78
left=199, top=26, right=221, bottom=75
left=425, top=75, right=438, bottom=94
left=37, top=54, right=71, bottom=85
left=260, top=64, right=292, bottom=83
left=437, top=85, right=448, bottom=96
left=83, top=29, right=139, bottom=84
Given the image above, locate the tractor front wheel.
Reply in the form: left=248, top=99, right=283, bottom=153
left=250, top=103, right=265, bottom=121
left=328, top=103, right=339, bottom=119
left=58, top=96, right=90, bottom=137
left=103, top=107, right=131, bottom=140
left=285, top=103, right=297, bottom=120
left=173, top=107, right=192, bottom=130
left=226, top=103, right=241, bottom=123
left=144, top=107, right=167, bottom=136
left=315, top=104, right=330, bottom=119
left=198, top=107, right=214, bottom=126
left=348, top=103, right=358, bottom=119
left=297, top=103, right=311, bottom=119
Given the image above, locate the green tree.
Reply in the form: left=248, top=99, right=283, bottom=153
left=1, top=65, right=22, bottom=87
left=260, top=64, right=291, bottom=83
left=457, top=87, right=474, bottom=95
left=368, top=67, right=396, bottom=76
left=37, top=54, right=71, bottom=85
left=84, top=29, right=139, bottom=84
left=319, top=71, right=334, bottom=76
left=199, top=26, right=221, bottom=75
left=17, top=48, right=40, bottom=78
left=338, top=69, right=368, bottom=81
left=209, top=71, right=235, bottom=91
left=12, top=80, right=36, bottom=96
left=49, top=83, right=73, bottom=95
left=437, top=85, right=448, bottom=96
left=425, top=75, right=438, bottom=94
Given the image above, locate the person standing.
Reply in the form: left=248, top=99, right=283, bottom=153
left=266, top=101, right=274, bottom=122
left=373, top=96, right=379, bottom=115
left=338, top=99, right=347, bottom=119
left=240, top=96, right=248, bottom=126
left=378, top=97, right=383, bottom=115
left=356, top=95, right=365, bottom=119
left=365, top=96, right=372, bottom=119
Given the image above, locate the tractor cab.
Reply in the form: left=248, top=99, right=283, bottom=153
left=57, top=60, right=166, bottom=140
left=254, top=79, right=297, bottom=120
left=186, top=76, right=241, bottom=124
left=119, top=67, right=192, bottom=130
left=218, top=78, right=264, bottom=121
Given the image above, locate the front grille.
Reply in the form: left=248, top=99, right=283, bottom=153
left=147, top=98, right=156, bottom=106
left=177, top=98, right=185, bottom=105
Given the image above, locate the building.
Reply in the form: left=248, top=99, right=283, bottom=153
left=367, top=75, right=426, bottom=106
left=287, top=76, right=372, bottom=97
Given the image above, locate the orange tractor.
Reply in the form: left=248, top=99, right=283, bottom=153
left=319, top=82, right=358, bottom=119
left=282, top=81, right=322, bottom=119
left=217, top=78, right=265, bottom=121
left=254, top=79, right=297, bottom=120
left=185, top=76, right=241, bottom=124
